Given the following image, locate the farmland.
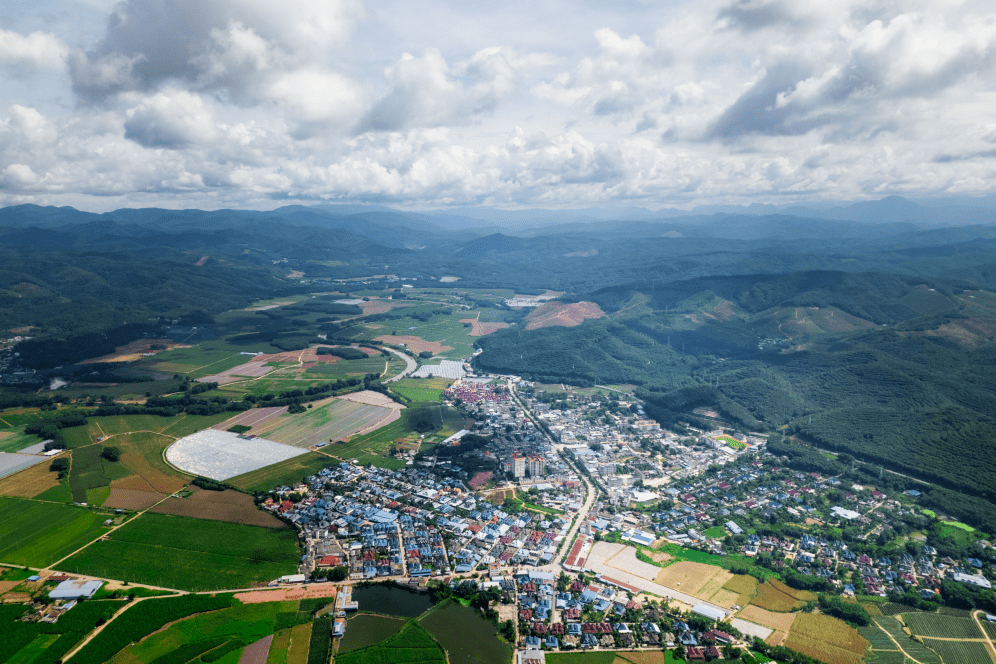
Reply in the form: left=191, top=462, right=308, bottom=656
left=336, top=620, right=445, bottom=664
left=0, top=497, right=112, bottom=566
left=783, top=613, right=869, bottom=664
left=1, top=598, right=127, bottom=664
left=151, top=487, right=288, bottom=528
left=749, top=579, right=818, bottom=612
left=339, top=615, right=407, bottom=653
left=246, top=396, right=403, bottom=448
left=59, top=512, right=298, bottom=591
left=0, top=460, right=61, bottom=498
left=652, top=561, right=735, bottom=606
left=228, top=452, right=335, bottom=493
left=419, top=602, right=511, bottom=664
left=902, top=612, right=984, bottom=639
left=389, top=377, right=452, bottom=403
left=920, top=639, right=993, bottom=664
left=104, top=598, right=307, bottom=664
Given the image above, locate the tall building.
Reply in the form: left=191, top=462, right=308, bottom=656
left=527, top=454, right=545, bottom=478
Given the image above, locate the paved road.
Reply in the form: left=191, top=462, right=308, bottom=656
left=383, top=347, right=417, bottom=382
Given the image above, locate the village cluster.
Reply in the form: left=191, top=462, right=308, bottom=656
left=253, top=374, right=996, bottom=661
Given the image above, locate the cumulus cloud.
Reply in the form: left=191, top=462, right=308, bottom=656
left=3, top=0, right=996, bottom=209
left=69, top=0, right=366, bottom=129
left=0, top=29, right=68, bottom=74
left=123, top=89, right=220, bottom=149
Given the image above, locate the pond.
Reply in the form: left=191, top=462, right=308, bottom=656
left=350, top=583, right=435, bottom=618
left=339, top=614, right=406, bottom=653
left=420, top=602, right=511, bottom=664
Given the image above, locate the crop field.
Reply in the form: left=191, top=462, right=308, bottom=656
left=331, top=403, right=466, bottom=464
left=151, top=488, right=288, bottom=528
left=0, top=428, right=43, bottom=453
left=136, top=345, right=254, bottom=379
left=389, top=378, right=452, bottom=403
left=60, top=512, right=298, bottom=591
left=736, top=604, right=796, bottom=639
left=873, top=617, right=943, bottom=664
left=2, top=598, right=127, bottom=664
left=0, top=451, right=48, bottom=480
left=228, top=452, right=334, bottom=493
left=0, top=497, right=111, bottom=566
left=0, top=460, right=61, bottom=498
left=108, top=600, right=300, bottom=664
left=339, top=615, right=407, bottom=652
left=214, top=407, right=289, bottom=431
left=653, top=561, right=733, bottom=602
left=921, top=638, right=993, bottom=664
left=783, top=613, right=869, bottom=664
left=644, top=542, right=775, bottom=580
left=250, top=398, right=402, bottom=448
left=337, top=620, right=445, bottom=664
left=722, top=573, right=759, bottom=606
left=420, top=602, right=510, bottom=664
left=749, top=579, right=817, bottom=612
left=902, top=612, right=983, bottom=639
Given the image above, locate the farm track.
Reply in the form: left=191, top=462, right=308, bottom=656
left=974, top=611, right=996, bottom=662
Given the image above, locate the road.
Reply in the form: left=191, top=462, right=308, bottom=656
left=383, top=347, right=417, bottom=382
left=508, top=381, right=599, bottom=570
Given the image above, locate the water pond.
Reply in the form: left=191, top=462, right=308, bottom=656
left=350, top=584, right=435, bottom=618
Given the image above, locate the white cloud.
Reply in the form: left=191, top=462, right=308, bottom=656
left=2, top=0, right=996, bottom=209
left=0, top=29, right=68, bottom=74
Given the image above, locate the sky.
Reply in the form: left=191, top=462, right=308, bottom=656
left=1, top=0, right=995, bottom=211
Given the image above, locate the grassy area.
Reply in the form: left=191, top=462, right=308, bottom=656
left=702, top=525, right=727, bottom=538
left=641, top=542, right=778, bottom=579
left=337, top=620, right=445, bottom=664
left=339, top=615, right=407, bottom=653
left=59, top=512, right=299, bottom=591
left=228, top=452, right=335, bottom=493
left=419, top=602, right=510, bottom=664
left=389, top=378, right=452, bottom=403
left=0, top=497, right=112, bottom=566
left=113, top=599, right=300, bottom=664
left=0, top=428, right=43, bottom=453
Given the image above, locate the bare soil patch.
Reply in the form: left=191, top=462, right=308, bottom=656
left=375, top=335, right=452, bottom=354
left=235, top=584, right=338, bottom=604
left=645, top=550, right=674, bottom=565
left=653, top=561, right=732, bottom=599
left=239, top=634, right=273, bottom=664
left=115, top=453, right=187, bottom=493
left=460, top=317, right=510, bottom=337
left=338, top=390, right=399, bottom=407
left=525, top=301, right=606, bottom=330
left=79, top=339, right=190, bottom=364
left=151, top=487, right=287, bottom=528
left=104, top=488, right=165, bottom=510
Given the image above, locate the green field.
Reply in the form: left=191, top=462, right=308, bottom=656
left=873, top=617, right=942, bottom=664
left=922, top=638, right=992, bottom=664
left=111, top=599, right=300, bottom=664
left=328, top=403, right=465, bottom=468
left=546, top=654, right=618, bottom=664
left=228, top=452, right=335, bottom=492
left=0, top=428, right=43, bottom=453
left=59, top=512, right=299, bottom=591
left=902, top=612, right=983, bottom=639
left=339, top=615, right=407, bottom=653
left=2, top=599, right=127, bottom=664
left=0, top=497, right=112, bottom=566
left=390, top=378, right=452, bottom=403
left=640, top=542, right=778, bottom=579
left=254, top=399, right=396, bottom=448
left=419, top=602, right=510, bottom=664
left=336, top=620, right=445, bottom=664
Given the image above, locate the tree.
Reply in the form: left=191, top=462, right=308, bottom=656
left=330, top=566, right=349, bottom=582
left=101, top=446, right=121, bottom=462
left=49, top=457, right=69, bottom=476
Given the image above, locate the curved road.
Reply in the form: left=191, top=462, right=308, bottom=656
left=383, top=347, right=417, bottom=383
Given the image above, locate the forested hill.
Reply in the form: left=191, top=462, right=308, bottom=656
left=473, top=273, right=996, bottom=530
